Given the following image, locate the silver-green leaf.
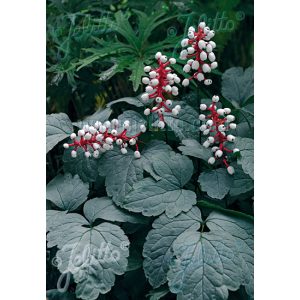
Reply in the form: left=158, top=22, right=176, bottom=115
left=206, top=212, right=254, bottom=298
left=123, top=177, right=196, bottom=218
left=124, top=152, right=196, bottom=217
left=72, top=108, right=112, bottom=129
left=198, top=168, right=234, bottom=200
left=143, top=207, right=202, bottom=288
left=167, top=229, right=243, bottom=300
left=107, top=96, right=144, bottom=108
left=98, top=148, right=143, bottom=206
left=47, top=210, right=129, bottom=300
left=46, top=173, right=89, bottom=211
left=118, top=110, right=146, bottom=136
left=164, top=102, right=200, bottom=140
left=221, top=67, right=254, bottom=107
left=178, top=139, right=211, bottom=161
left=83, top=197, right=148, bottom=224
left=229, top=165, right=254, bottom=197
left=46, top=113, right=73, bottom=153
left=140, top=140, right=172, bottom=180
left=235, top=137, right=254, bottom=179
left=63, top=147, right=100, bottom=183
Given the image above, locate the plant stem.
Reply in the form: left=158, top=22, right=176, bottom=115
left=197, top=200, right=254, bottom=221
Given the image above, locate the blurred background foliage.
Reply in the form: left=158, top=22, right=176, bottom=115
left=47, top=0, right=253, bottom=121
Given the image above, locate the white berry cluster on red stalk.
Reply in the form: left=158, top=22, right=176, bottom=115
left=63, top=119, right=146, bottom=159
left=180, top=22, right=218, bottom=87
left=141, top=52, right=181, bottom=129
left=199, top=95, right=239, bottom=175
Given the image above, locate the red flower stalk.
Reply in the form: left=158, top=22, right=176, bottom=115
left=199, top=96, right=239, bottom=175
left=180, top=22, right=218, bottom=87
left=63, top=119, right=146, bottom=159
left=141, top=52, right=181, bottom=129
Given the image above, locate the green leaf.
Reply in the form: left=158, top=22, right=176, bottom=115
left=113, top=11, right=139, bottom=49
left=74, top=10, right=179, bottom=88
left=206, top=212, right=254, bottom=298
left=167, top=229, right=243, bottom=300
left=73, top=108, right=112, bottom=129
left=83, top=197, right=148, bottom=224
left=144, top=208, right=254, bottom=298
left=198, top=168, right=234, bottom=200
left=117, top=110, right=146, bottom=136
left=235, top=137, right=254, bottom=179
left=98, top=148, right=144, bottom=206
left=63, top=147, right=100, bottom=183
left=124, top=152, right=196, bottom=217
left=146, top=286, right=170, bottom=300
left=46, top=113, right=73, bottom=153
left=134, top=10, right=177, bottom=47
left=164, top=102, right=200, bottom=140
left=47, top=210, right=129, bottom=300
left=46, top=289, right=76, bottom=300
left=221, top=67, right=254, bottom=107
left=229, top=165, right=254, bottom=197
left=235, top=122, right=254, bottom=138
left=124, top=177, right=196, bottom=218
left=178, top=139, right=211, bottom=161
left=107, top=96, right=144, bottom=108
left=97, top=56, right=132, bottom=81
left=140, top=140, right=172, bottom=180
left=150, top=152, right=194, bottom=187
left=46, top=173, right=89, bottom=211
left=143, top=207, right=202, bottom=288
left=129, top=59, right=146, bottom=91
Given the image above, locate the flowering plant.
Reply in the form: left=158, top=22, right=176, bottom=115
left=141, top=52, right=181, bottom=129
left=63, top=119, right=146, bottom=158
left=46, top=14, right=254, bottom=300
left=180, top=22, right=218, bottom=86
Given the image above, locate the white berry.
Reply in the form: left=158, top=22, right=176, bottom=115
left=158, top=121, right=165, bottom=129
left=226, top=115, right=235, bottom=122
left=224, top=108, right=231, bottom=114
left=212, top=95, right=219, bottom=102
left=172, top=108, right=179, bottom=116
left=227, top=166, right=235, bottom=175
left=208, top=157, right=216, bottom=164
left=227, top=134, right=235, bottom=142
left=206, top=120, right=213, bottom=126
left=218, top=124, right=226, bottom=132
left=144, top=66, right=151, bottom=72
left=134, top=151, right=141, bottom=159
left=182, top=79, right=190, bottom=86
left=199, top=114, right=206, bottom=121
left=144, top=108, right=151, bottom=116
left=140, top=124, right=146, bottom=133
left=116, top=139, right=123, bottom=145
left=215, top=150, right=223, bottom=158
left=200, top=104, right=207, bottom=111
left=203, top=141, right=210, bottom=148
left=121, top=148, right=127, bottom=154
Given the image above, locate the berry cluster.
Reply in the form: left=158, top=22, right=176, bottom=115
left=141, top=52, right=181, bottom=129
left=199, top=95, right=239, bottom=175
left=63, top=119, right=146, bottom=159
left=180, top=21, right=218, bottom=87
